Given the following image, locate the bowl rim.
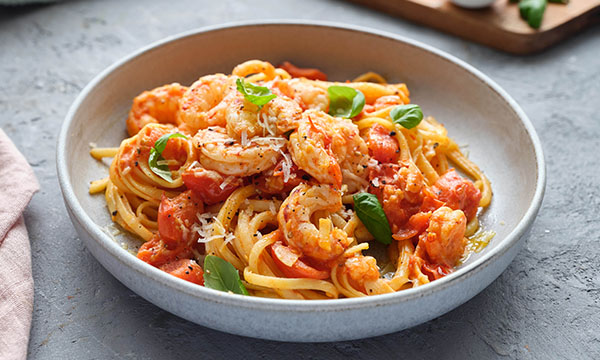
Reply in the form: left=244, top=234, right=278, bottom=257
left=57, top=19, right=546, bottom=312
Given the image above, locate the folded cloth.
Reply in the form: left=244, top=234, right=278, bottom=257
left=0, top=129, right=39, bottom=360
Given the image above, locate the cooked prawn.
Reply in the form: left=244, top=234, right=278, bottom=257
left=193, top=127, right=284, bottom=177
left=225, top=90, right=303, bottom=141
left=421, top=206, right=466, bottom=267
left=342, top=255, right=380, bottom=293
left=278, top=184, right=351, bottom=262
left=288, top=110, right=368, bottom=191
left=273, top=78, right=329, bottom=111
left=177, top=74, right=232, bottom=133
left=288, top=111, right=342, bottom=188
left=126, top=83, right=187, bottom=137
left=328, top=117, right=369, bottom=193
left=263, top=95, right=304, bottom=134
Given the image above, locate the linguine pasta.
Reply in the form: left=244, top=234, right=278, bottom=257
left=89, top=60, right=492, bottom=299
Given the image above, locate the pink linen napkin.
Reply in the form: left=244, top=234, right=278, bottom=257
left=0, top=129, right=39, bottom=360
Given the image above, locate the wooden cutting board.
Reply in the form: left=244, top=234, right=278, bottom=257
left=345, top=0, right=600, bottom=54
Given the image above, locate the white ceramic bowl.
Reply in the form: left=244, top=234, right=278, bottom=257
left=57, top=21, right=545, bottom=342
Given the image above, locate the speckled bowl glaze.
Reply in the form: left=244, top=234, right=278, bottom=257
left=57, top=21, right=545, bottom=342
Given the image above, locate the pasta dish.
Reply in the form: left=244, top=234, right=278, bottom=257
left=89, top=60, right=492, bottom=299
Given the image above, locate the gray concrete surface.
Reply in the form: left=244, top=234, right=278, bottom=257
left=0, top=0, right=598, bottom=358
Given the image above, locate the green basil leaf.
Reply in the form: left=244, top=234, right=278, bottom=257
left=148, top=149, right=172, bottom=181
left=236, top=78, right=277, bottom=108
left=154, top=132, right=187, bottom=153
left=327, top=85, right=365, bottom=119
left=148, top=133, right=187, bottom=182
left=353, top=193, right=392, bottom=245
left=390, top=104, right=424, bottom=129
left=519, top=0, right=547, bottom=29
left=203, top=255, right=249, bottom=295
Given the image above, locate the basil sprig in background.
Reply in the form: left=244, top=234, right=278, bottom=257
left=203, top=255, right=249, bottom=295
left=148, top=133, right=187, bottom=182
left=328, top=85, right=365, bottom=119
left=511, top=0, right=568, bottom=29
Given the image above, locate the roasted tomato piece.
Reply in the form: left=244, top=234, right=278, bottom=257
left=421, top=262, right=452, bottom=281
left=366, top=124, right=399, bottom=164
left=158, top=190, right=203, bottom=248
left=270, top=241, right=330, bottom=280
left=431, top=169, right=481, bottom=221
left=392, top=211, right=432, bottom=241
left=420, top=187, right=446, bottom=213
left=182, top=167, right=242, bottom=205
left=159, top=259, right=204, bottom=285
left=279, top=61, right=328, bottom=81
left=137, top=235, right=193, bottom=268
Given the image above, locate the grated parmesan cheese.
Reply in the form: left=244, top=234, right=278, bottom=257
left=277, top=149, right=293, bottom=183
left=257, top=113, right=276, bottom=136
left=192, top=212, right=236, bottom=244
left=219, top=176, right=236, bottom=190
left=337, top=206, right=354, bottom=220
left=187, top=160, right=199, bottom=170
left=240, top=130, right=249, bottom=147
left=251, top=136, right=286, bottom=148
left=192, top=212, right=216, bottom=243
left=223, top=232, right=236, bottom=245
left=372, top=177, right=380, bottom=187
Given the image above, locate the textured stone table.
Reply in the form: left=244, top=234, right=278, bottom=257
left=1, top=1, right=598, bottom=358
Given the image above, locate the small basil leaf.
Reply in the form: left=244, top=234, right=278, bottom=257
left=519, top=0, right=547, bottom=29
left=236, top=78, right=277, bottom=108
left=390, top=104, right=424, bottom=129
left=327, top=85, right=365, bottom=119
left=353, top=193, right=392, bottom=245
left=154, top=133, right=187, bottom=153
left=148, top=133, right=187, bottom=182
left=148, top=149, right=172, bottom=182
left=203, top=255, right=249, bottom=295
